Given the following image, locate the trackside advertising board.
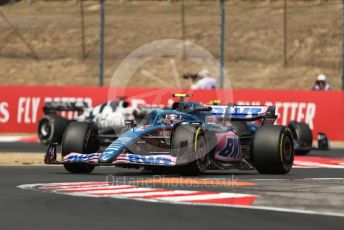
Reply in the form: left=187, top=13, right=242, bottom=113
left=0, top=86, right=343, bottom=140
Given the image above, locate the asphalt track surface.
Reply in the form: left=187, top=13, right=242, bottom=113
left=1, top=143, right=344, bottom=230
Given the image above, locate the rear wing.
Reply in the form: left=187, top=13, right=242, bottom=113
left=210, top=104, right=277, bottom=124
left=42, top=101, right=89, bottom=115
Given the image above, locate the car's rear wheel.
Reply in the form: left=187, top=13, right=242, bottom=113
left=172, top=124, right=209, bottom=175
left=288, top=121, right=313, bottom=155
left=62, top=121, right=99, bottom=173
left=252, top=125, right=294, bottom=174
left=38, top=115, right=68, bottom=145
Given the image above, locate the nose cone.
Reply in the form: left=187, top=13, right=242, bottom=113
left=98, top=129, right=144, bottom=163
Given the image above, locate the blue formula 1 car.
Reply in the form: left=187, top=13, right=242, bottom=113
left=45, top=94, right=295, bottom=175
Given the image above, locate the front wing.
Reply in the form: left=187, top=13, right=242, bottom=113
left=44, top=142, right=177, bottom=166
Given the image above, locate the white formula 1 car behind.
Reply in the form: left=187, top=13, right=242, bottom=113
left=37, top=97, right=148, bottom=145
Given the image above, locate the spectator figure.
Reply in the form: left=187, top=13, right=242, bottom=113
left=183, top=69, right=216, bottom=90
left=312, top=74, right=331, bottom=91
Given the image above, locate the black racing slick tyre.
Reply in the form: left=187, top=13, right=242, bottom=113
left=171, top=124, right=209, bottom=176
left=62, top=121, right=99, bottom=174
left=288, top=121, right=313, bottom=155
left=252, top=125, right=294, bottom=174
left=37, top=115, right=68, bottom=145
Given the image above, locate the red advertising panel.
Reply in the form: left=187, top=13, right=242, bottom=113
left=0, top=86, right=106, bottom=133
left=0, top=86, right=343, bottom=140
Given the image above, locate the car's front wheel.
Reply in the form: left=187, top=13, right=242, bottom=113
left=172, top=124, right=209, bottom=175
left=62, top=121, right=99, bottom=173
